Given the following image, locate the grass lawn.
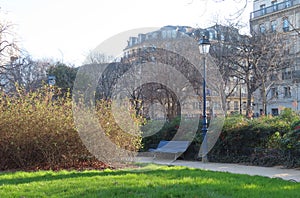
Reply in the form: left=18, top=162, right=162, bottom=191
left=0, top=164, right=299, bottom=198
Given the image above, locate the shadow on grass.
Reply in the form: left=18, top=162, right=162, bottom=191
left=0, top=169, right=127, bottom=185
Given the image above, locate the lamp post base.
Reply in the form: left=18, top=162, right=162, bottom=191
left=202, top=156, right=209, bottom=163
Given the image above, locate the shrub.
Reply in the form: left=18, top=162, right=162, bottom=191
left=276, top=108, right=300, bottom=124
left=141, top=117, right=181, bottom=151
left=0, top=86, right=86, bottom=170
left=140, top=110, right=300, bottom=167
left=280, top=119, right=300, bottom=167
left=96, top=100, right=143, bottom=152
left=141, top=116, right=202, bottom=155
left=0, top=86, right=143, bottom=170
left=209, top=114, right=294, bottom=165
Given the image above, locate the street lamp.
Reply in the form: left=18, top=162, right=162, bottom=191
left=198, top=35, right=211, bottom=163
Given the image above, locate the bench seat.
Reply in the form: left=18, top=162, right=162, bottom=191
left=150, top=140, right=190, bottom=161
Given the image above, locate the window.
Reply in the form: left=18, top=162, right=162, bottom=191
left=193, top=102, right=201, bottom=109
left=271, top=20, right=277, bottom=32
left=282, top=71, right=292, bottom=80
left=270, top=73, right=278, bottom=81
left=260, top=4, right=266, bottom=15
left=271, top=87, right=278, bottom=99
left=207, top=89, right=211, bottom=96
left=234, top=101, right=239, bottom=111
left=243, top=102, right=247, bottom=110
left=162, top=30, right=167, bottom=39
left=171, top=30, right=177, bottom=38
left=272, top=0, right=278, bottom=11
left=213, top=102, right=221, bottom=110
left=272, top=108, right=279, bottom=116
left=284, top=86, right=291, bottom=98
left=283, top=18, right=289, bottom=32
left=209, top=31, right=214, bottom=40
left=152, top=32, right=158, bottom=39
left=227, top=101, right=231, bottom=110
left=259, top=24, right=266, bottom=33
left=151, top=56, right=156, bottom=62
left=220, top=34, right=225, bottom=41
left=167, top=30, right=173, bottom=38
left=285, top=0, right=291, bottom=8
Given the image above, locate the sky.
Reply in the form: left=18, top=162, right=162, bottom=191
left=1, top=0, right=253, bottom=66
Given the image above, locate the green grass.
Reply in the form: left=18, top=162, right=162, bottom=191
left=0, top=164, right=299, bottom=198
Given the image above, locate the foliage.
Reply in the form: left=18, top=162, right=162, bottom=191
left=280, top=119, right=300, bottom=167
left=1, top=55, right=51, bottom=92
left=0, top=86, right=143, bottom=170
left=140, top=109, right=300, bottom=167
left=47, top=63, right=78, bottom=94
left=140, top=116, right=199, bottom=152
left=208, top=110, right=300, bottom=167
left=141, top=117, right=180, bottom=151
left=0, top=165, right=299, bottom=198
left=0, top=86, right=90, bottom=170
left=96, top=100, right=143, bottom=152
left=275, top=108, right=300, bottom=124
left=140, top=116, right=205, bottom=160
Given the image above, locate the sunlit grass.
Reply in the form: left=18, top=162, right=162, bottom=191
left=0, top=164, right=299, bottom=197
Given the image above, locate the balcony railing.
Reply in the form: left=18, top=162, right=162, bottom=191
left=250, top=0, right=300, bottom=19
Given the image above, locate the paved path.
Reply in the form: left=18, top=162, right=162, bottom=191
left=136, top=157, right=300, bottom=182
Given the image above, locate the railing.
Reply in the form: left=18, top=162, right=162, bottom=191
left=250, top=0, right=300, bottom=19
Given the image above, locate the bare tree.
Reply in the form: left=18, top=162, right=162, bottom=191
left=84, top=50, right=114, bottom=64
left=124, top=47, right=201, bottom=120
left=209, top=24, right=245, bottom=101
left=0, top=13, right=19, bottom=82
left=225, top=29, right=290, bottom=117
left=1, top=54, right=51, bottom=92
left=96, top=45, right=201, bottom=120
left=187, top=0, right=250, bottom=21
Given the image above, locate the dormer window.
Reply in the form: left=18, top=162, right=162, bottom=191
left=272, top=0, right=278, bottom=11
left=260, top=4, right=266, bottom=15
left=285, top=0, right=291, bottom=8
left=283, top=18, right=289, bottom=32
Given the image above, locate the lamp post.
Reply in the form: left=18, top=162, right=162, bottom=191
left=198, top=36, right=211, bottom=163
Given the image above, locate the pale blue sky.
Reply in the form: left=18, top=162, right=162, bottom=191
left=1, top=0, right=252, bottom=65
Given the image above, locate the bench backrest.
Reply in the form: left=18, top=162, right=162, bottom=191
left=158, top=140, right=190, bottom=152
left=156, top=140, right=169, bottom=148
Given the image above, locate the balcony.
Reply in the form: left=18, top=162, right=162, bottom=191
left=250, top=0, right=300, bottom=20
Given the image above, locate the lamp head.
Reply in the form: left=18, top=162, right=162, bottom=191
left=198, top=36, right=211, bottom=54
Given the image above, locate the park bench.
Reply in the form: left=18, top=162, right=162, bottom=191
left=149, top=140, right=190, bottom=161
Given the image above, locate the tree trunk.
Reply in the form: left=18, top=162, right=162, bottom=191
left=246, top=90, right=253, bottom=118
left=261, top=82, right=267, bottom=116
left=246, top=72, right=253, bottom=119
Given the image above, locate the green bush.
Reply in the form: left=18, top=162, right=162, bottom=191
left=141, top=116, right=201, bottom=158
left=280, top=119, right=300, bottom=167
left=141, top=117, right=181, bottom=151
left=208, top=112, right=299, bottom=167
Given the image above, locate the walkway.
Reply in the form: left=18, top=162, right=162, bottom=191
left=135, top=157, right=300, bottom=182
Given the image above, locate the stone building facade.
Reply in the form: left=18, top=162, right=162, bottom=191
left=250, top=0, right=300, bottom=115
left=122, top=25, right=250, bottom=118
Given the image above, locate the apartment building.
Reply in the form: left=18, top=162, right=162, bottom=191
left=122, top=25, right=250, bottom=117
left=250, top=0, right=300, bottom=115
